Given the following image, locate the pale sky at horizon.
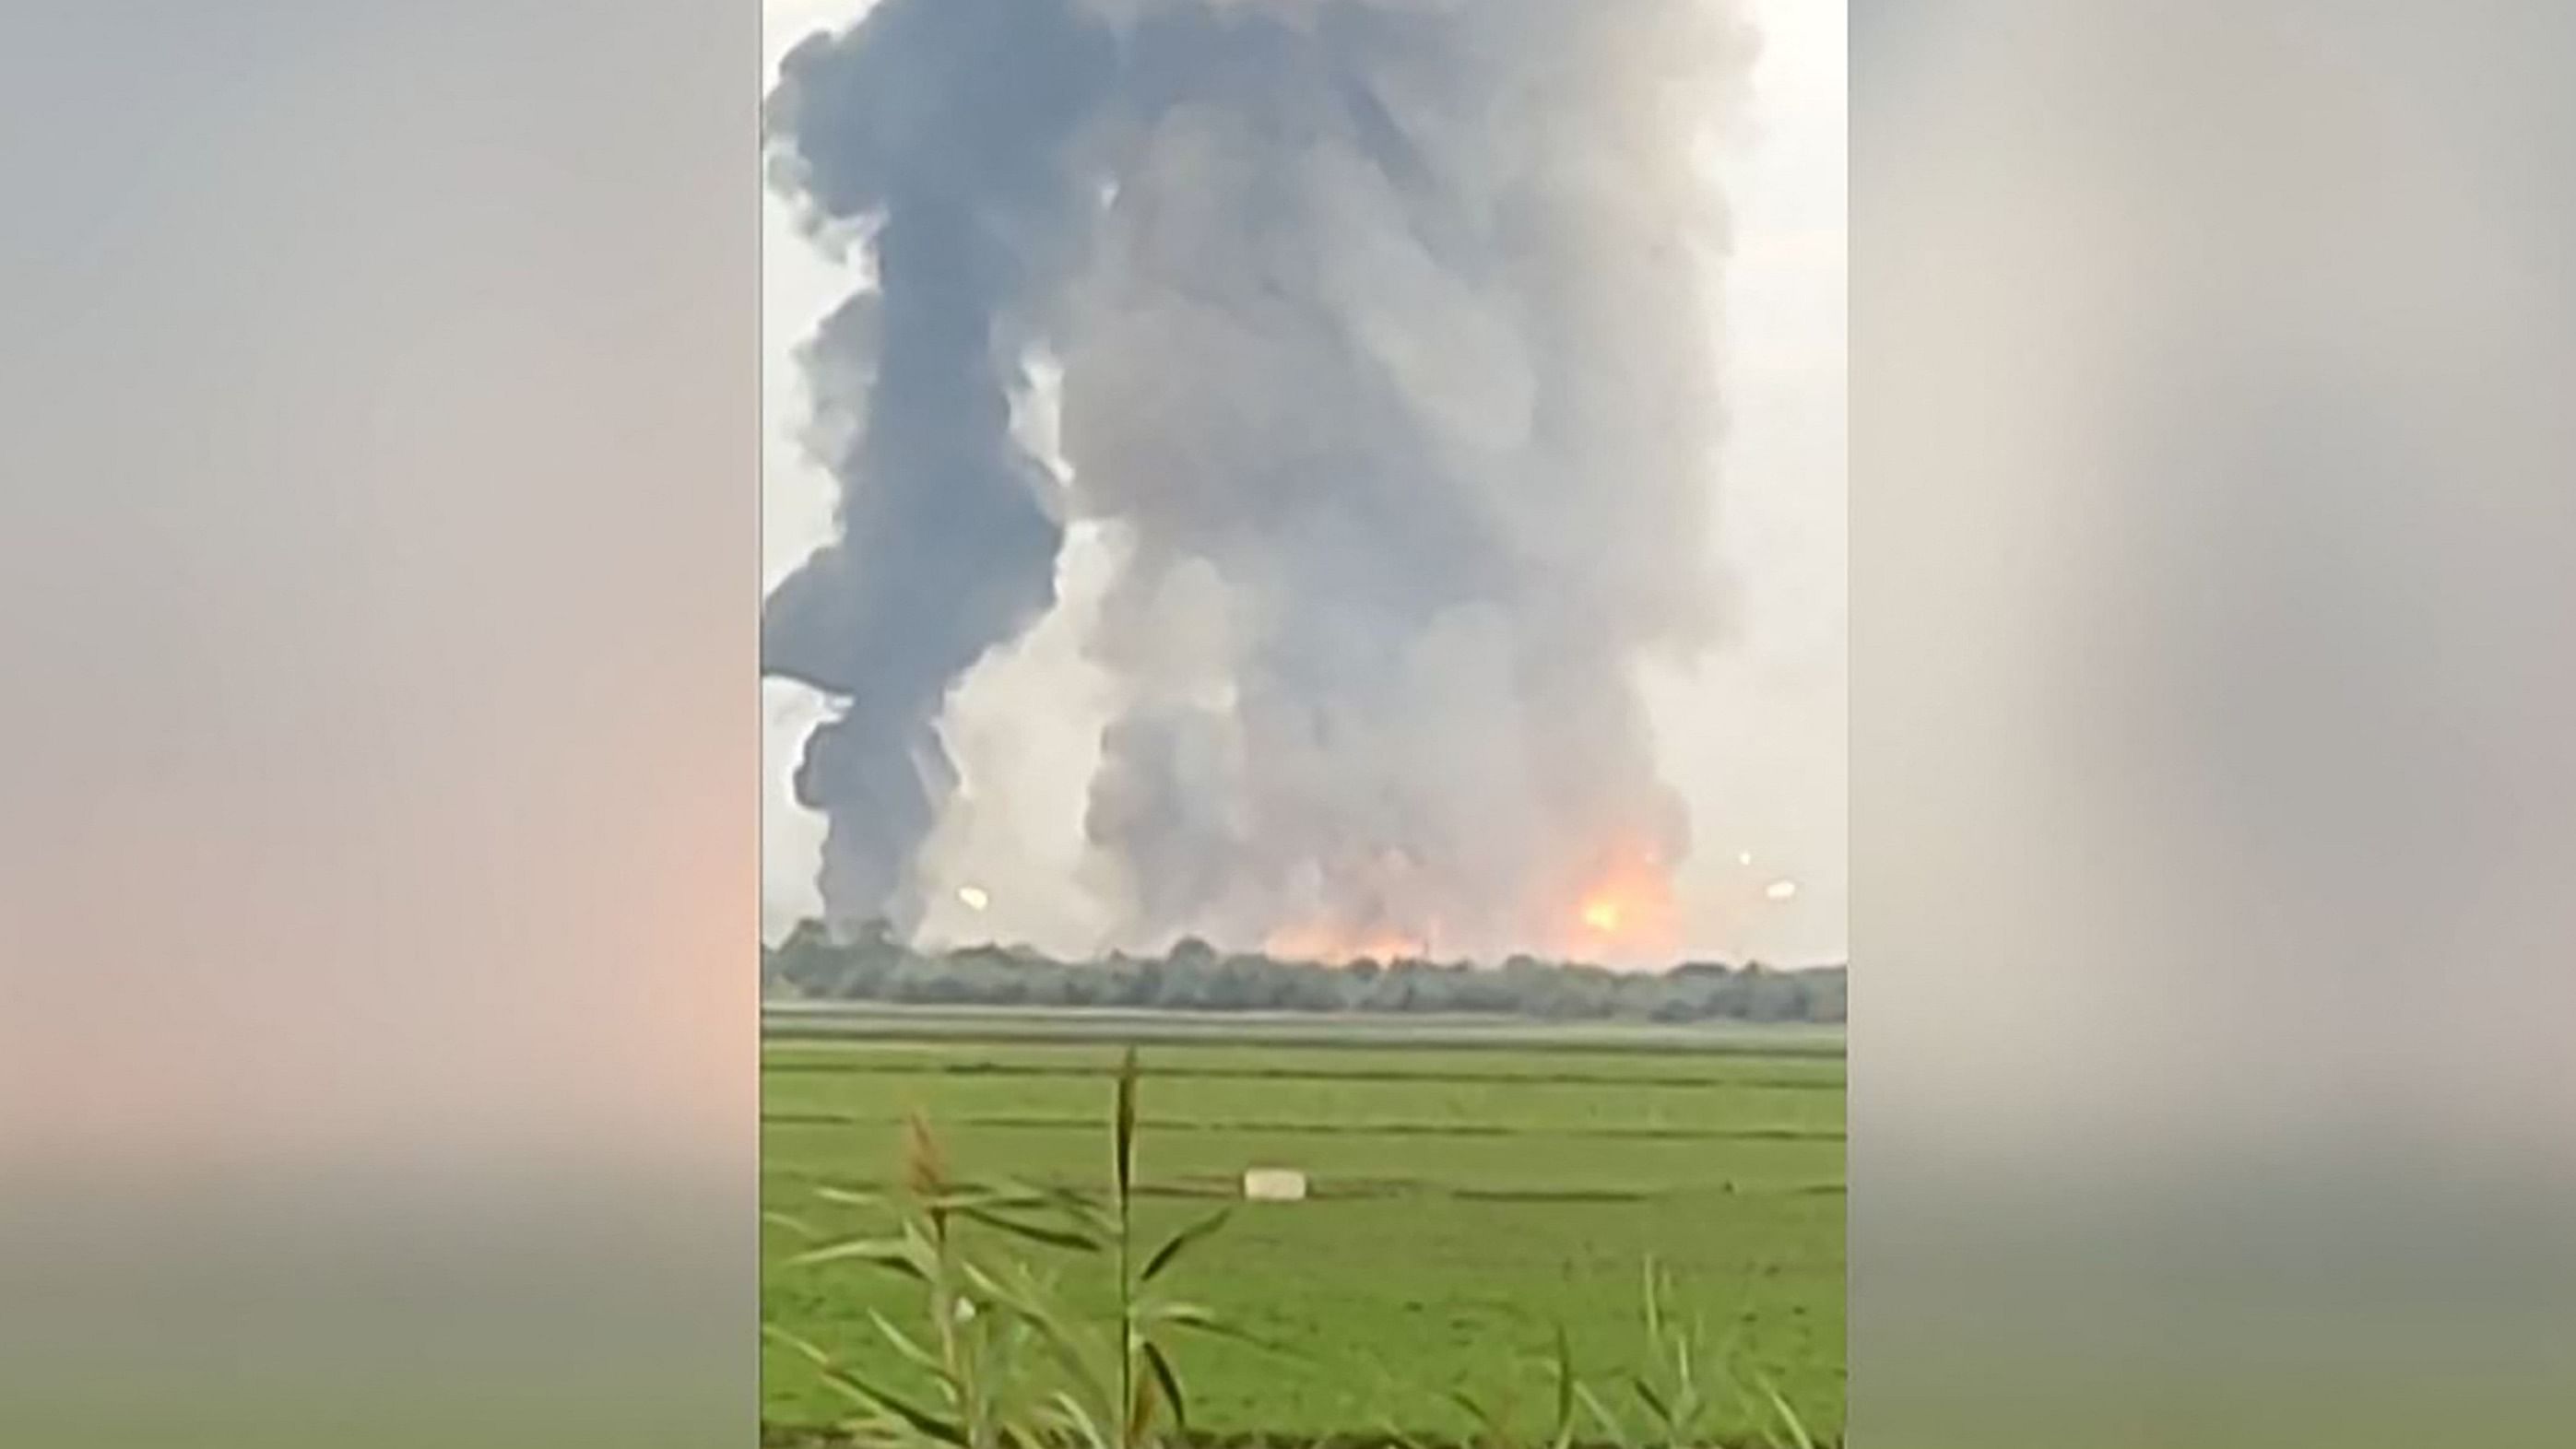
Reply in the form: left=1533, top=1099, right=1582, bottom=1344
left=758, top=0, right=1848, bottom=965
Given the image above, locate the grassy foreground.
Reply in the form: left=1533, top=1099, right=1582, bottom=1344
left=762, top=1019, right=1845, bottom=1443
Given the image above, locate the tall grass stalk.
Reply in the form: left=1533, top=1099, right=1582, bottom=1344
left=764, top=1049, right=1828, bottom=1449
left=765, top=1047, right=1241, bottom=1449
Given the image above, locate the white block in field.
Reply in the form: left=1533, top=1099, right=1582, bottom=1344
left=1241, top=1168, right=1308, bottom=1202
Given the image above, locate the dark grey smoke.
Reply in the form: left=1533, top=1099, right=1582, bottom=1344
left=767, top=0, right=1752, bottom=957
left=762, top=0, right=1113, bottom=936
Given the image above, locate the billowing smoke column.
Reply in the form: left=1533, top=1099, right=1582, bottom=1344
left=762, top=0, right=1113, bottom=937
left=767, top=0, right=1751, bottom=959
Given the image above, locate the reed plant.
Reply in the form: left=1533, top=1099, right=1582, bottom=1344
left=764, top=1050, right=1829, bottom=1449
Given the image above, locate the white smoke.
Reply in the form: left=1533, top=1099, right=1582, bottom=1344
left=764, top=0, right=1766, bottom=960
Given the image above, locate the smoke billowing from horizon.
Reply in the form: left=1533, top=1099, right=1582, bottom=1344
left=765, top=0, right=1753, bottom=960
left=762, top=0, right=1113, bottom=935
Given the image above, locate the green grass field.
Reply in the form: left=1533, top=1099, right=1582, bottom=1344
left=762, top=1013, right=1845, bottom=1443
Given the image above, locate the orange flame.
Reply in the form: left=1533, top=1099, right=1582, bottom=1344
left=1264, top=922, right=1432, bottom=964
left=1566, top=847, right=1680, bottom=961
left=1255, top=841, right=1681, bottom=966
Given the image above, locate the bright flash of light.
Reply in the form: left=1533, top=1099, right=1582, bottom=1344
left=1566, top=845, right=1681, bottom=960
left=1764, top=879, right=1799, bottom=902
left=956, top=885, right=990, bottom=913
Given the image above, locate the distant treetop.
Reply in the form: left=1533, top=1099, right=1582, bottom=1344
left=761, top=920, right=1845, bottom=1025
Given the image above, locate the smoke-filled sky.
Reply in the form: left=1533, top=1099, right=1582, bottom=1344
left=760, top=0, right=1844, bottom=966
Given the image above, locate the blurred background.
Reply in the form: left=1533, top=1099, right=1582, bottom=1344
left=1855, top=4, right=2576, bottom=1444
left=0, top=3, right=756, bottom=1445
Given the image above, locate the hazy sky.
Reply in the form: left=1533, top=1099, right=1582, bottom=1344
left=759, top=0, right=1846, bottom=964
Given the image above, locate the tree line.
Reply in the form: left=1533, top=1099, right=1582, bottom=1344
left=762, top=920, right=1846, bottom=1024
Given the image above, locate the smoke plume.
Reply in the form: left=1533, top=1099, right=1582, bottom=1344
left=762, top=0, right=1113, bottom=935
left=766, top=0, right=1752, bottom=959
